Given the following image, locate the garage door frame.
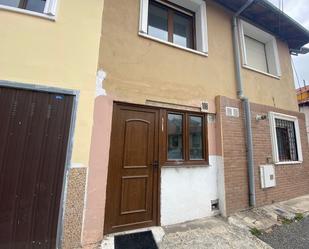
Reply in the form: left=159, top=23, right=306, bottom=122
left=0, top=80, right=79, bottom=249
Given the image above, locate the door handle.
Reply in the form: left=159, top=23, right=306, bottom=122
left=151, top=160, right=159, bottom=168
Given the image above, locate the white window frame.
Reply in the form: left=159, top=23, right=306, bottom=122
left=139, top=0, right=208, bottom=56
left=269, top=112, right=303, bottom=165
left=0, top=0, right=58, bottom=20
left=239, top=20, right=281, bottom=78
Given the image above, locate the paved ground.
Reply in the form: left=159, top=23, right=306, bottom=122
left=159, top=217, right=271, bottom=249
left=229, top=195, right=309, bottom=233
left=259, top=217, right=309, bottom=249
left=101, top=196, right=309, bottom=249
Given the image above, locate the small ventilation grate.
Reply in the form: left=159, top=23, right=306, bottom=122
left=201, top=101, right=209, bottom=112
left=211, top=199, right=219, bottom=211
left=226, top=107, right=239, bottom=117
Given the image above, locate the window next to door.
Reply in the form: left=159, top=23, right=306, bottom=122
left=0, top=0, right=58, bottom=17
left=139, top=0, right=208, bottom=55
left=162, top=110, right=208, bottom=166
left=269, top=112, right=303, bottom=164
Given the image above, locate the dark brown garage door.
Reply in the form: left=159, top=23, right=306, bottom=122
left=0, top=87, right=74, bottom=249
left=104, top=103, right=159, bottom=234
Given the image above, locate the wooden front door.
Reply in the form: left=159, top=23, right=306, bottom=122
left=104, top=103, right=159, bottom=234
left=0, top=87, right=73, bottom=249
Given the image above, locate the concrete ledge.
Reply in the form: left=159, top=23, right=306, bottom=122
left=228, top=195, right=309, bottom=233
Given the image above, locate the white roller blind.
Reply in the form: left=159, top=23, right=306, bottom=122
left=245, top=35, right=268, bottom=73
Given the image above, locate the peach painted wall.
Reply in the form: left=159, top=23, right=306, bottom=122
left=82, top=96, right=113, bottom=246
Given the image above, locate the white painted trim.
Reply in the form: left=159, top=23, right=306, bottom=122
left=96, top=69, right=107, bottom=97
left=275, top=161, right=302, bottom=165
left=269, top=112, right=303, bottom=164
left=0, top=4, right=56, bottom=20
left=70, top=163, right=87, bottom=168
left=139, top=32, right=208, bottom=57
left=202, top=1, right=208, bottom=53
left=139, top=0, right=149, bottom=33
left=243, top=65, right=280, bottom=80
left=238, top=20, right=248, bottom=65
left=238, top=20, right=281, bottom=77
left=44, top=0, right=58, bottom=16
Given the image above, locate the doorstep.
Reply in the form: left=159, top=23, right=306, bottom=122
left=228, top=195, right=309, bottom=233
left=101, top=226, right=165, bottom=249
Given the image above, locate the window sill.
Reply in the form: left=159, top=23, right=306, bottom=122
left=243, top=64, right=280, bottom=80
left=275, top=161, right=302, bottom=165
left=162, top=164, right=210, bottom=168
left=139, top=32, right=208, bottom=57
left=0, top=4, right=56, bottom=21
left=162, top=160, right=210, bottom=168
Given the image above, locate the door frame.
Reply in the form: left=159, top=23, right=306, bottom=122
left=0, top=80, right=79, bottom=249
left=104, top=102, right=162, bottom=234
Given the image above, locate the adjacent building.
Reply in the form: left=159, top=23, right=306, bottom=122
left=0, top=0, right=309, bottom=248
left=0, top=0, right=104, bottom=248
left=297, top=85, right=309, bottom=144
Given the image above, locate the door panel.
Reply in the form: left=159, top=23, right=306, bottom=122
left=0, top=87, right=73, bottom=249
left=104, top=104, right=159, bottom=234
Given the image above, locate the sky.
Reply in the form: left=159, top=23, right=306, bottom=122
left=267, top=0, right=309, bottom=89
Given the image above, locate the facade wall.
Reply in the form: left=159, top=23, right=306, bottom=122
left=0, top=0, right=104, bottom=248
left=218, top=96, right=309, bottom=215
left=95, top=0, right=301, bottom=235
left=0, top=0, right=104, bottom=165
left=98, top=0, right=297, bottom=112
left=161, top=156, right=222, bottom=225
left=299, top=105, right=309, bottom=145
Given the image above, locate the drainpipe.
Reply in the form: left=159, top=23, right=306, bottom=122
left=232, top=0, right=256, bottom=207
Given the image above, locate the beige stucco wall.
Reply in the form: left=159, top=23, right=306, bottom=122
left=0, top=1, right=104, bottom=247
left=0, top=0, right=104, bottom=165
left=99, top=0, right=298, bottom=112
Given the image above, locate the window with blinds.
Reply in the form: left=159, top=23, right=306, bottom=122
left=244, top=35, right=269, bottom=73
left=239, top=20, right=281, bottom=77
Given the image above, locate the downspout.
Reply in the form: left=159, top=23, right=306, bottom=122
left=232, top=0, right=256, bottom=207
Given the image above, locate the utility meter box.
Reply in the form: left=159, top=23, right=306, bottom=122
left=260, top=165, right=276, bottom=189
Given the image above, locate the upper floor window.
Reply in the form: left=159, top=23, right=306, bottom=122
left=239, top=20, right=281, bottom=77
left=148, top=0, right=194, bottom=49
left=0, top=0, right=57, bottom=16
left=269, top=112, right=303, bottom=164
left=139, top=0, right=208, bottom=54
left=244, top=35, right=268, bottom=73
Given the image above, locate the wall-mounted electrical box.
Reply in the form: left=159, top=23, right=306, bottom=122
left=260, top=165, right=276, bottom=189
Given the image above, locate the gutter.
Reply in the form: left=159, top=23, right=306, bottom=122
left=231, top=0, right=256, bottom=207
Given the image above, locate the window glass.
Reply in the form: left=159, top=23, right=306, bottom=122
left=275, top=119, right=298, bottom=161
left=148, top=2, right=168, bottom=41
left=167, top=114, right=183, bottom=160
left=0, top=0, right=21, bottom=7
left=245, top=35, right=269, bottom=73
left=189, top=116, right=203, bottom=159
left=25, top=0, right=46, bottom=13
left=173, top=12, right=193, bottom=48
